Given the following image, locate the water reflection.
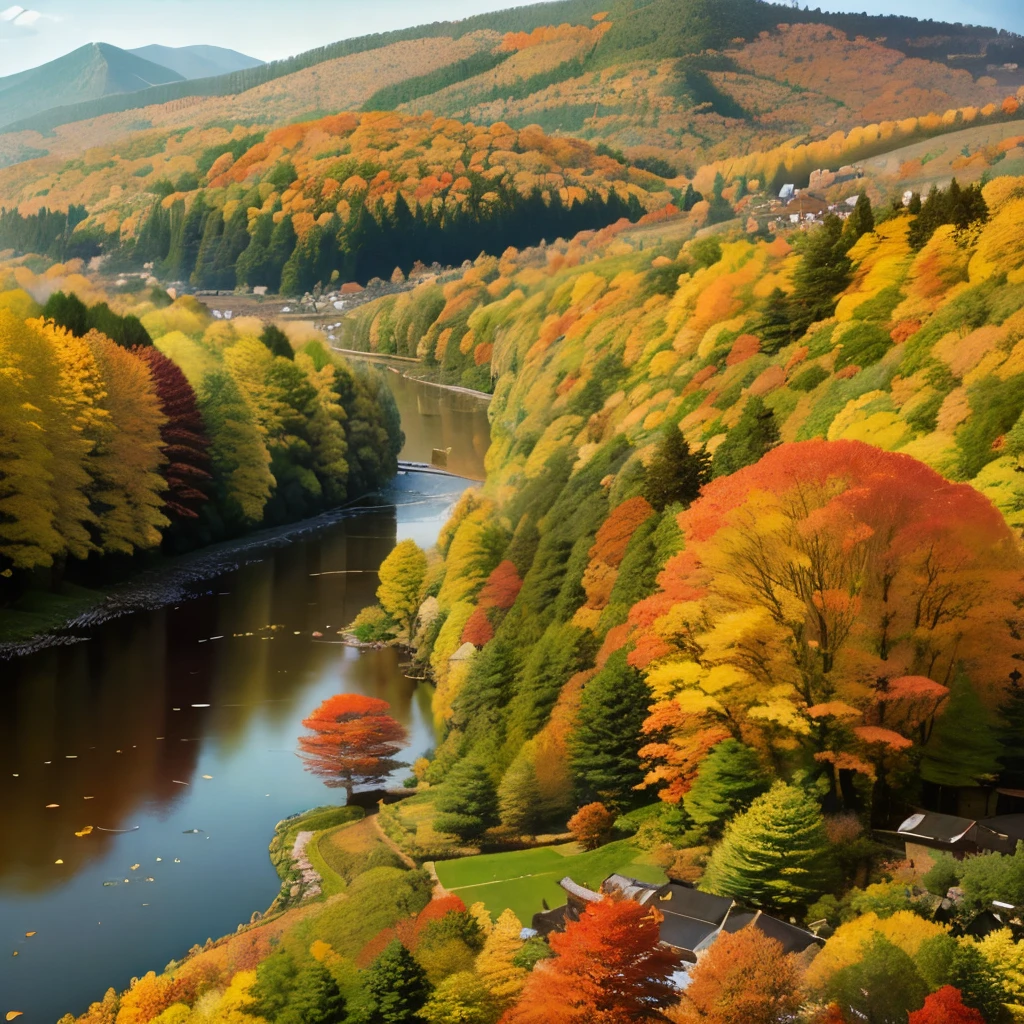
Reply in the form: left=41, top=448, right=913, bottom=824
left=0, top=495, right=455, bottom=1023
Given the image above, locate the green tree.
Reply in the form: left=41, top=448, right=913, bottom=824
left=828, top=934, right=929, bottom=1024
left=921, top=675, right=1001, bottom=788
left=569, top=648, right=651, bottom=811
left=43, top=290, right=89, bottom=336
left=846, top=191, right=875, bottom=241
left=701, top=781, right=834, bottom=909
left=261, top=324, right=294, bottom=360
left=997, top=672, right=1024, bottom=787
left=957, top=842, right=1024, bottom=913
left=278, top=959, right=347, bottom=1024
left=711, top=395, right=779, bottom=478
left=377, top=539, right=428, bottom=642
left=498, top=740, right=542, bottom=834
left=643, top=425, right=710, bottom=511
left=364, top=939, right=432, bottom=1024
left=435, top=758, right=500, bottom=840
left=683, top=739, right=768, bottom=836
left=915, top=935, right=1007, bottom=1023
left=249, top=948, right=299, bottom=1020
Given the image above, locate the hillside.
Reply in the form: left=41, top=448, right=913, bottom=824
left=0, top=43, right=185, bottom=130
left=128, top=44, right=264, bottom=80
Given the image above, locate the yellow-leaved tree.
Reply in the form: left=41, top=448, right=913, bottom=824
left=377, top=538, right=428, bottom=641
left=475, top=907, right=527, bottom=1007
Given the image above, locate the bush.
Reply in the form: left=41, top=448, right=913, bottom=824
left=347, top=605, right=398, bottom=643
left=568, top=803, right=615, bottom=851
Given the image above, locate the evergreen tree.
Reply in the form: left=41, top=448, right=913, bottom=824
left=236, top=211, right=275, bottom=287
left=757, top=287, right=796, bottom=354
left=364, top=939, right=432, bottom=1024
left=475, top=908, right=527, bottom=1007
left=569, top=648, right=651, bottom=810
left=190, top=207, right=224, bottom=288
left=497, top=740, right=542, bottom=834
left=43, top=290, right=89, bottom=336
left=278, top=959, right=347, bottom=1024
left=921, top=675, right=1001, bottom=788
left=997, top=671, right=1024, bottom=787
left=260, top=324, right=294, bottom=360
left=264, top=215, right=297, bottom=293
left=846, top=190, right=875, bottom=241
left=644, top=424, right=710, bottom=510
left=711, top=395, right=779, bottom=478
left=249, top=948, right=299, bottom=1020
left=435, top=758, right=500, bottom=840
left=787, top=214, right=853, bottom=334
left=701, top=781, right=834, bottom=909
left=683, top=739, right=769, bottom=836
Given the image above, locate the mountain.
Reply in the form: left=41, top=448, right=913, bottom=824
left=128, top=44, right=263, bottom=80
left=0, top=43, right=184, bottom=130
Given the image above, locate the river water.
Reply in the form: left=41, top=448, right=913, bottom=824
left=0, top=368, right=490, bottom=1023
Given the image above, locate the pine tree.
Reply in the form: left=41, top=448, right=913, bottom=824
left=364, top=939, right=432, bottom=1024
left=569, top=649, right=651, bottom=810
left=43, top=290, right=89, bottom=336
left=711, top=395, right=779, bottom=478
left=261, top=324, right=294, bottom=360
left=498, top=741, right=542, bottom=834
left=997, top=671, right=1024, bottom=787
left=847, top=191, right=875, bottom=241
left=644, top=424, right=710, bottom=511
left=435, top=758, right=500, bottom=840
left=701, top=781, right=834, bottom=910
left=278, top=959, right=346, bottom=1024
left=921, top=675, right=1001, bottom=788
left=683, top=739, right=769, bottom=836
left=475, top=908, right=527, bottom=1007
left=377, top=539, right=428, bottom=642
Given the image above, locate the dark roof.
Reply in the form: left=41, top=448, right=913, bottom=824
left=658, top=885, right=734, bottom=926
left=720, top=909, right=822, bottom=955
left=897, top=812, right=977, bottom=844
left=658, top=914, right=721, bottom=960
left=980, top=815, right=1024, bottom=844
left=531, top=904, right=569, bottom=936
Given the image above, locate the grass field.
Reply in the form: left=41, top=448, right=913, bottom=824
left=434, top=839, right=667, bottom=926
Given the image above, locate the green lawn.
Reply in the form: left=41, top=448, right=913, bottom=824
left=434, top=839, right=667, bottom=927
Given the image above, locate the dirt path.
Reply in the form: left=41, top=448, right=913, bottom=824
left=371, top=812, right=418, bottom=870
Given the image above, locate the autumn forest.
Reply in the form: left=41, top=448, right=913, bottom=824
left=5, top=0, right=1024, bottom=1022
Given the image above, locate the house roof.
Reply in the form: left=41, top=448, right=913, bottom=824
left=897, top=811, right=977, bottom=844
left=658, top=885, right=734, bottom=926
left=720, top=908, right=823, bottom=955
left=559, top=877, right=602, bottom=903
left=660, top=914, right=722, bottom=959
left=979, top=814, right=1024, bottom=843
left=602, top=874, right=663, bottom=904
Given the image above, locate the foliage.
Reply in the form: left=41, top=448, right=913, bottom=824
left=297, top=694, right=409, bottom=799
left=908, top=987, right=985, bottom=1024
left=682, top=739, right=768, bottom=836
left=826, top=934, right=929, bottom=1024
left=377, top=539, right=429, bottom=641
left=701, top=782, right=835, bottom=910
left=567, top=802, right=615, bottom=851
left=500, top=895, right=684, bottom=1023
left=364, top=939, right=433, bottom=1024
left=475, top=909, right=527, bottom=1008
left=644, top=426, right=711, bottom=511
left=435, top=758, right=501, bottom=840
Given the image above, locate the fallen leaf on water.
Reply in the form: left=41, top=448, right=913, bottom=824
left=312, top=631, right=323, bottom=637
left=129, top=864, right=140, bottom=871
left=202, top=775, right=213, bottom=780
left=172, top=780, right=189, bottom=786
left=102, top=881, right=118, bottom=887
left=25, top=932, right=35, bottom=938
left=11, top=951, right=17, bottom=957
left=75, top=826, right=93, bottom=837
left=155, top=857, right=162, bottom=862
left=54, top=859, right=63, bottom=865
left=83, top=796, right=94, bottom=800
left=7, top=1011, right=24, bottom=1020
left=144, top=877, right=154, bottom=882
left=182, top=829, right=203, bottom=834
left=45, top=804, right=58, bottom=809
left=173, top=858, right=181, bottom=863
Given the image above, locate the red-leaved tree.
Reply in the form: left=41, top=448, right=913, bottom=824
left=298, top=694, right=408, bottom=801
left=908, top=986, right=985, bottom=1024
left=668, top=926, right=804, bottom=1024
left=134, top=346, right=210, bottom=521
left=567, top=802, right=615, bottom=850
left=499, top=895, right=683, bottom=1024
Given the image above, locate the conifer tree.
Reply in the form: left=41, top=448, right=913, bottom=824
left=683, top=739, right=769, bottom=836
left=435, top=758, right=500, bottom=840
left=261, top=324, right=294, bottom=360
left=997, top=671, right=1024, bottom=787
left=278, top=959, right=347, bottom=1024
left=847, top=191, right=875, bottom=241
left=475, top=908, right=527, bottom=1007
left=377, top=539, right=428, bottom=642
left=921, top=675, right=1001, bottom=788
left=644, top=424, right=710, bottom=511
left=497, top=741, right=542, bottom=834
left=701, top=781, right=834, bottom=909
left=364, top=939, right=432, bottom=1024
left=711, top=395, right=779, bottom=478
left=569, top=649, right=651, bottom=810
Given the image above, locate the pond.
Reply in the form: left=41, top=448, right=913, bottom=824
left=0, top=368, right=490, bottom=1023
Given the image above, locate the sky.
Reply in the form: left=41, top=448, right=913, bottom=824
left=0, top=0, right=1021, bottom=77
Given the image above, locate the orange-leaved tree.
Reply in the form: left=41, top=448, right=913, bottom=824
left=668, top=926, right=804, bottom=1024
left=499, top=895, right=683, bottom=1024
left=298, top=694, right=408, bottom=801
left=632, top=440, right=1024, bottom=813
left=908, top=986, right=985, bottom=1024
left=567, top=802, right=615, bottom=851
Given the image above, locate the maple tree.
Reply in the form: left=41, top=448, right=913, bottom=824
left=908, top=987, right=985, bottom=1024
left=567, top=802, right=615, bottom=851
left=499, top=895, right=684, bottom=1024
left=669, top=926, right=804, bottom=1024
left=297, top=694, right=408, bottom=801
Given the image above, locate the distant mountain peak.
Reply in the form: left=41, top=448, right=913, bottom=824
left=128, top=44, right=264, bottom=81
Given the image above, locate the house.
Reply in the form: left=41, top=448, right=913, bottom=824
left=895, top=811, right=1024, bottom=868
left=533, top=874, right=820, bottom=964
left=779, top=184, right=795, bottom=200
left=786, top=193, right=830, bottom=221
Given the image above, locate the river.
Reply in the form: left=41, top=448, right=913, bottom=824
left=0, top=368, right=490, bottom=1023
